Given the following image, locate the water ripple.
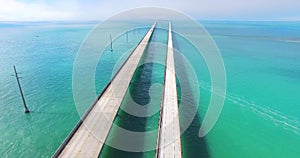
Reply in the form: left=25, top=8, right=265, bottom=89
left=199, top=80, right=300, bottom=136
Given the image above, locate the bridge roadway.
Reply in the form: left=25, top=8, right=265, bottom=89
left=53, top=22, right=156, bottom=158
left=54, top=21, right=182, bottom=158
left=156, top=22, right=182, bottom=158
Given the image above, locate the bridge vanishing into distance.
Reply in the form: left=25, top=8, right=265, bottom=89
left=53, top=21, right=182, bottom=158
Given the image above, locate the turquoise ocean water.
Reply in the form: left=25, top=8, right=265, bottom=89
left=0, top=21, right=300, bottom=157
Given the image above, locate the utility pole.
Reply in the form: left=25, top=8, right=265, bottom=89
left=110, top=33, right=113, bottom=52
left=126, top=30, right=128, bottom=42
left=12, top=65, right=30, bottom=113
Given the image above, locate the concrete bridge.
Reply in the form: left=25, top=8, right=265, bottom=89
left=53, top=21, right=182, bottom=158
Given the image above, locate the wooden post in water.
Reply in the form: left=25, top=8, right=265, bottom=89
left=110, top=33, right=113, bottom=52
left=13, top=65, right=30, bottom=113
left=126, top=30, right=128, bottom=42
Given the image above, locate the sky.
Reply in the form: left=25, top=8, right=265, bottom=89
left=0, top=0, right=300, bottom=21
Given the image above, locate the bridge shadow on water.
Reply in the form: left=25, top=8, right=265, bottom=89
left=175, top=51, right=211, bottom=158
left=99, top=63, right=154, bottom=158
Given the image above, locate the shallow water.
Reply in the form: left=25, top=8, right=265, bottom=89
left=0, top=21, right=299, bottom=157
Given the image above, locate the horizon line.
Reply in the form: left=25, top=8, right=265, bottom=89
left=0, top=19, right=300, bottom=23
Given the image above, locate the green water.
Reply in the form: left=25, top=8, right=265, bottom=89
left=0, top=21, right=149, bottom=157
left=174, top=21, right=300, bottom=158
left=0, top=21, right=300, bottom=157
